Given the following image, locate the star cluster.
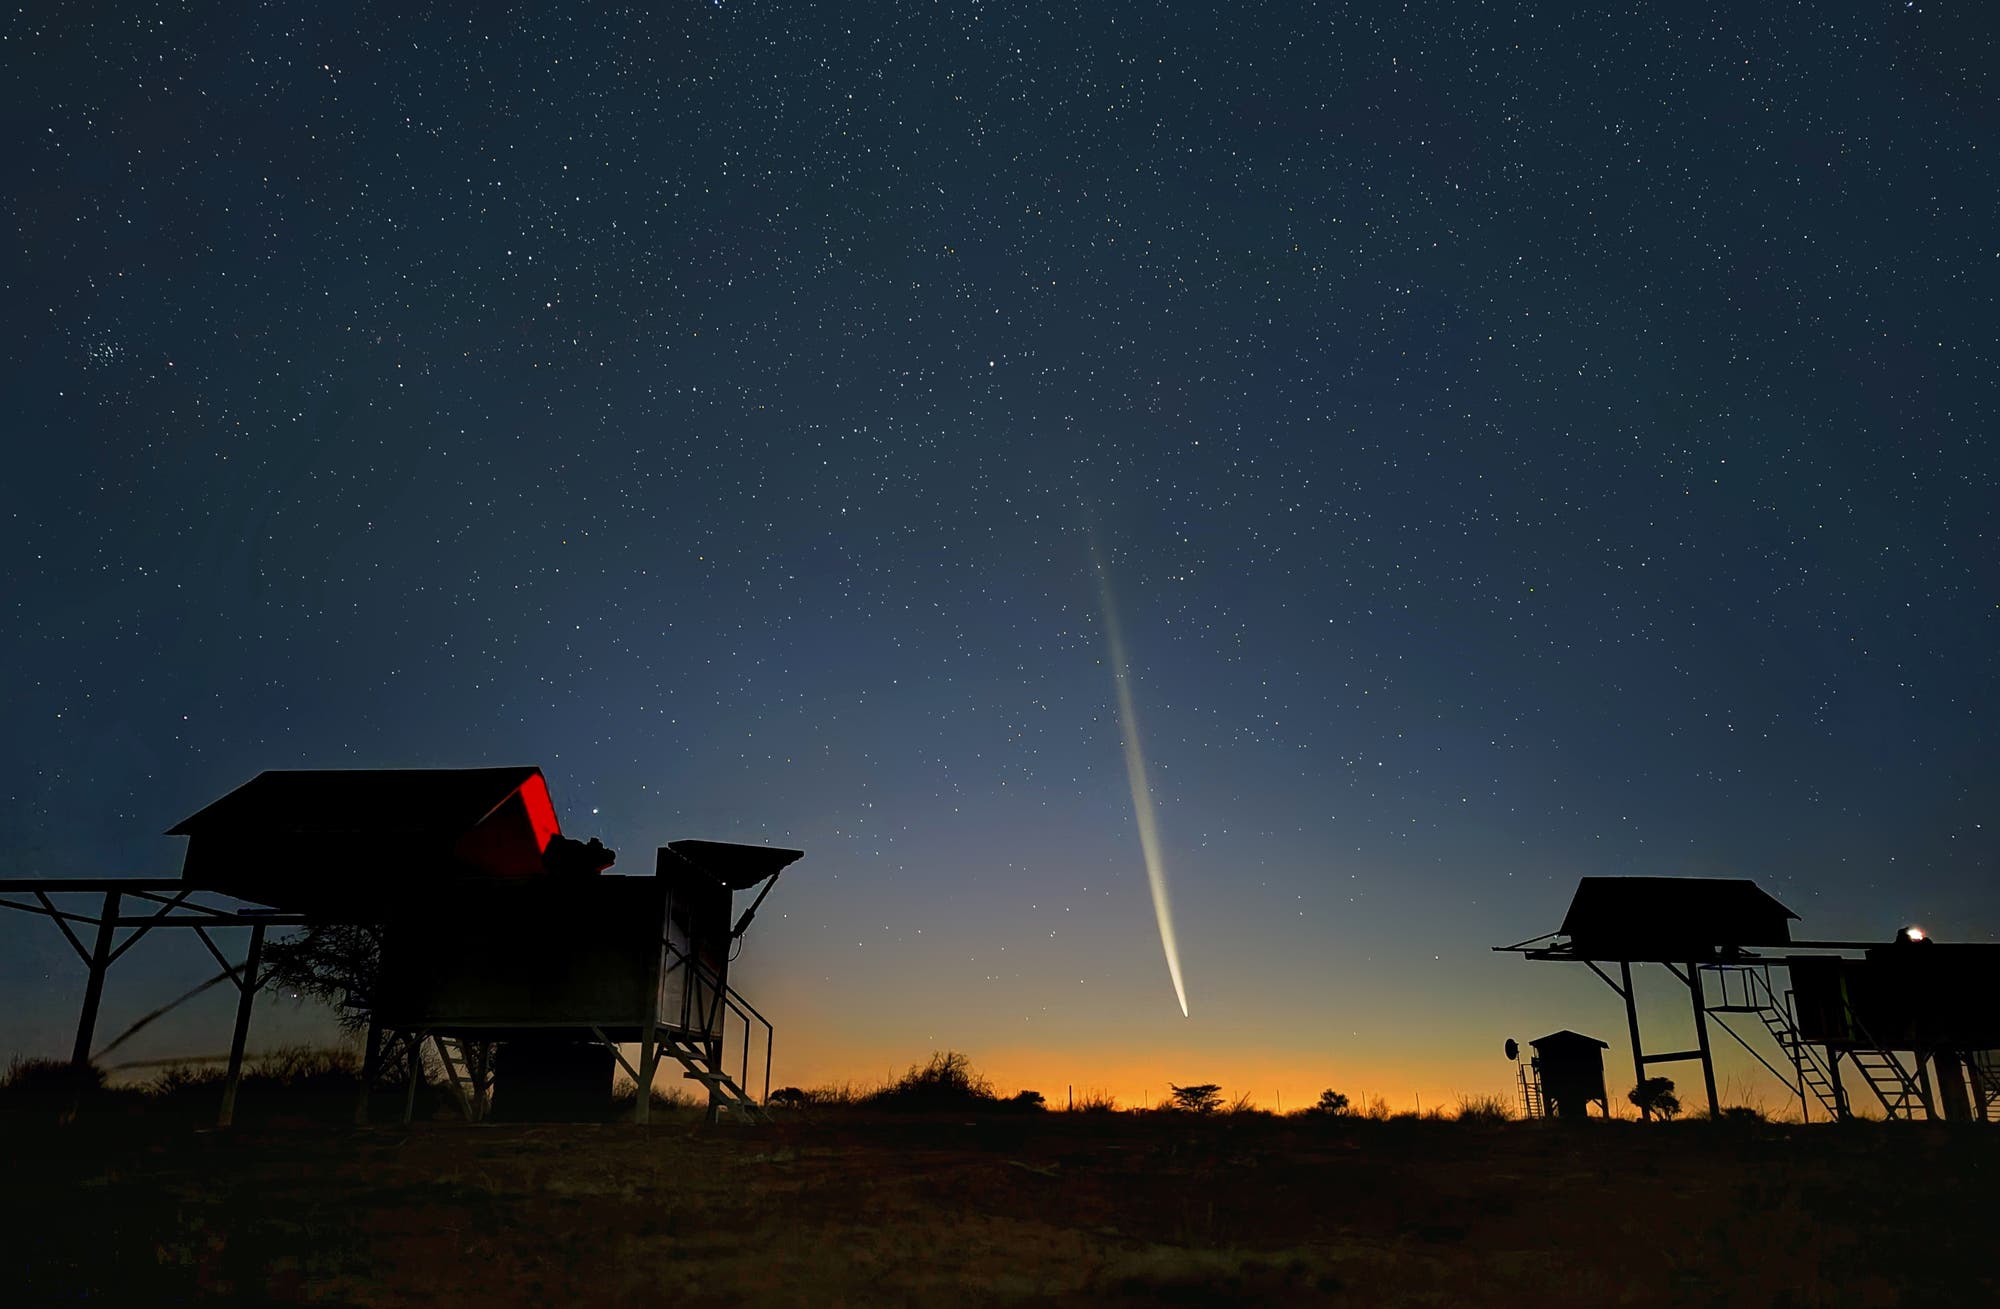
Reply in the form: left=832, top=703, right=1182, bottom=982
left=3, top=2, right=1995, bottom=1102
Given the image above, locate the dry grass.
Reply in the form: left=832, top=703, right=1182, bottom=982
left=1454, top=1092, right=1513, bottom=1124
left=1064, top=1088, right=1120, bottom=1114
left=5, top=1110, right=1993, bottom=1305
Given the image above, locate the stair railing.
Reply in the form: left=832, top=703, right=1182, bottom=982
left=659, top=935, right=775, bottom=1106
left=1834, top=1003, right=1931, bottom=1119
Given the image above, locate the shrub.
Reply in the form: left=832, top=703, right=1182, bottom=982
left=1629, top=1077, right=1680, bottom=1121
left=612, top=1082, right=703, bottom=1115
left=1312, top=1089, right=1350, bottom=1115
left=866, top=1051, right=996, bottom=1111
left=0, top=1057, right=108, bottom=1122
left=252, top=1045, right=360, bottom=1082
left=1067, top=1088, right=1119, bottom=1114
left=1697, top=1105, right=1767, bottom=1125
left=1455, top=1094, right=1512, bottom=1125
left=148, top=1062, right=221, bottom=1097
left=1224, top=1090, right=1271, bottom=1117
left=1008, top=1089, right=1047, bottom=1112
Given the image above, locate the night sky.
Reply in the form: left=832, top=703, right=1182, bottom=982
left=4, top=3, right=1996, bottom=1112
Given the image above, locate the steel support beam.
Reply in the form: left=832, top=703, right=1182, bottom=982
left=635, top=939, right=665, bottom=1126
left=355, top=1017, right=383, bottom=1125
left=401, top=1034, right=422, bottom=1125
left=70, top=890, right=122, bottom=1066
left=216, top=923, right=266, bottom=1127
left=1687, top=961, right=1720, bottom=1118
left=1619, top=961, right=1647, bottom=1119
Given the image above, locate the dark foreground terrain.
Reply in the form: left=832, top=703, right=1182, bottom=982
left=6, top=1110, right=1995, bottom=1306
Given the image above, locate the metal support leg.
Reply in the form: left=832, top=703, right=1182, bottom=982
left=636, top=938, right=665, bottom=1125
left=401, top=1034, right=422, bottom=1125
left=217, top=923, right=266, bottom=1128
left=1688, top=961, right=1720, bottom=1119
left=1934, top=1052, right=1972, bottom=1123
left=355, top=1017, right=382, bottom=1125
left=634, top=1036, right=657, bottom=1126
left=70, top=891, right=122, bottom=1067
left=1619, top=961, right=1647, bottom=1119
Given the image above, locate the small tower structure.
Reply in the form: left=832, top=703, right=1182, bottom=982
left=1528, top=1030, right=1610, bottom=1119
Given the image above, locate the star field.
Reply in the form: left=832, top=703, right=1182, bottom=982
left=3, top=2, right=1996, bottom=1106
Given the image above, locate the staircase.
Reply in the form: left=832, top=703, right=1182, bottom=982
left=1848, top=1048, right=1929, bottom=1120
left=1707, top=966, right=1844, bottom=1121
left=656, top=1031, right=768, bottom=1124
left=1969, top=1053, right=2000, bottom=1123
left=652, top=940, right=776, bottom=1125
left=432, top=1035, right=493, bottom=1122
left=1749, top=993, right=1845, bottom=1120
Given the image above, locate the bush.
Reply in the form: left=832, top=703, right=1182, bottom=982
left=865, top=1051, right=996, bottom=1111
left=1311, top=1089, right=1350, bottom=1116
left=1629, top=1077, right=1680, bottom=1121
left=611, top=1082, right=704, bottom=1116
left=1454, top=1094, right=1512, bottom=1125
left=1008, top=1089, right=1047, bottom=1112
left=1696, top=1105, right=1767, bottom=1125
left=1067, top=1088, right=1119, bottom=1114
left=1224, top=1090, right=1272, bottom=1117
left=0, top=1057, right=108, bottom=1123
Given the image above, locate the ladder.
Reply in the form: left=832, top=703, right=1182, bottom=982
left=1516, top=1063, right=1544, bottom=1119
left=656, top=1031, right=768, bottom=1124
left=1751, top=992, right=1844, bottom=1120
left=1520, top=1064, right=1552, bottom=1120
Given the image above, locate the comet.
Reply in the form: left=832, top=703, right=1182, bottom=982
left=1092, top=544, right=1190, bottom=1018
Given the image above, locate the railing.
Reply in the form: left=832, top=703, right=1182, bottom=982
left=1703, top=963, right=1846, bottom=1119
left=658, top=937, right=774, bottom=1106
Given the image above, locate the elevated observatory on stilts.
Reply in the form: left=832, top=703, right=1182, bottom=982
left=0, top=767, right=801, bottom=1126
left=1497, top=876, right=2000, bottom=1123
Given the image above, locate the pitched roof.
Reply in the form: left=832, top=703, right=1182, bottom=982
left=168, top=768, right=563, bottom=913
left=1557, top=876, right=1798, bottom=953
left=1531, top=1030, right=1610, bottom=1050
left=168, top=767, right=547, bottom=839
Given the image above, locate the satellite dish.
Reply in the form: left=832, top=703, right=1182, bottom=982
left=1504, top=1038, right=1519, bottom=1061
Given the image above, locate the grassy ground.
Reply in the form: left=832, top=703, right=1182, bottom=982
left=4, top=1103, right=1995, bottom=1306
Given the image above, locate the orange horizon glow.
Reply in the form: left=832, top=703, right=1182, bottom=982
left=755, top=1031, right=1810, bottom=1121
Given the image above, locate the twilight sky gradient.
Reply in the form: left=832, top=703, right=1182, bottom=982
left=4, top=2, right=1997, bottom=1112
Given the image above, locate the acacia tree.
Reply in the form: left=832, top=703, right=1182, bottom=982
left=1168, top=1082, right=1224, bottom=1114
left=1314, top=1088, right=1351, bottom=1115
left=259, top=923, right=383, bottom=1034
left=259, top=924, right=489, bottom=1100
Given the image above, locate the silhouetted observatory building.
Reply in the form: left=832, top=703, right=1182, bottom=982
left=170, top=766, right=801, bottom=1122
left=1528, top=1030, right=1610, bottom=1119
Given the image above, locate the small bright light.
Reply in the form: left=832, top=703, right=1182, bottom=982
left=1905, top=925, right=1925, bottom=941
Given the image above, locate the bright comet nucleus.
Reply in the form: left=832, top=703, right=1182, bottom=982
left=1092, top=543, right=1190, bottom=1018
